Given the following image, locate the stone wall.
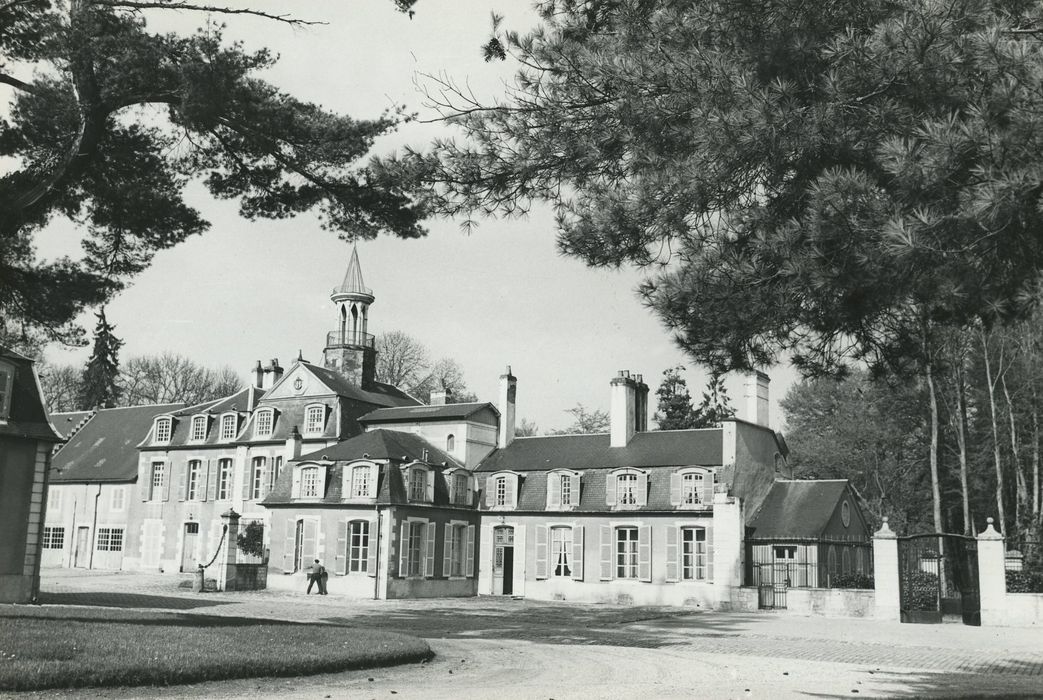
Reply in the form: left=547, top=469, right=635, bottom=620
left=785, top=587, right=875, bottom=617
left=234, top=563, right=267, bottom=591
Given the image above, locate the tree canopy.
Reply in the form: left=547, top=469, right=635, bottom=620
left=1, top=0, right=424, bottom=347
left=383, top=0, right=1043, bottom=377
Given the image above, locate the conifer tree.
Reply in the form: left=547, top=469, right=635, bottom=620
left=78, top=309, right=122, bottom=409
left=693, top=374, right=735, bottom=428
left=654, top=366, right=696, bottom=430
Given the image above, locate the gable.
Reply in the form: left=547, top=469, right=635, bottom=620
left=261, top=364, right=334, bottom=401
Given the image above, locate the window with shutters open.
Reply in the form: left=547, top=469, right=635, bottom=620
left=607, top=469, right=646, bottom=508
left=408, top=467, right=428, bottom=502
left=670, top=468, right=714, bottom=509
left=400, top=520, right=428, bottom=577
left=348, top=520, right=369, bottom=573
left=547, top=470, right=581, bottom=510
left=149, top=462, right=165, bottom=501
left=349, top=464, right=373, bottom=499
left=299, top=466, right=320, bottom=498
left=616, top=527, right=639, bottom=578
left=552, top=527, right=573, bottom=576
left=443, top=522, right=467, bottom=577
left=487, top=472, right=518, bottom=509
left=186, top=460, right=202, bottom=500
left=251, top=457, right=268, bottom=500
left=217, top=458, right=233, bottom=500
left=681, top=527, right=707, bottom=580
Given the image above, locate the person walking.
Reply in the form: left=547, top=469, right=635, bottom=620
left=306, top=559, right=327, bottom=595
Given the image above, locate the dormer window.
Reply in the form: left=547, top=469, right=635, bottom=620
left=446, top=434, right=455, bottom=452
left=304, top=404, right=325, bottom=435
left=254, top=409, right=274, bottom=438
left=220, top=414, right=238, bottom=441
left=486, top=472, right=519, bottom=509
left=669, top=468, right=714, bottom=508
left=300, top=466, right=320, bottom=498
left=153, top=417, right=172, bottom=444
left=682, top=472, right=703, bottom=505
left=0, top=361, right=13, bottom=420
left=350, top=464, right=372, bottom=498
left=606, top=469, right=648, bottom=508
left=190, top=415, right=208, bottom=442
left=452, top=472, right=469, bottom=505
left=547, top=470, right=581, bottom=510
left=409, top=467, right=427, bottom=501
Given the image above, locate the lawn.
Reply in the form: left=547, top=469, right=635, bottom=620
left=0, top=605, right=432, bottom=691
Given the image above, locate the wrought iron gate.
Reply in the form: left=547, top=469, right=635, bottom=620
left=897, top=534, right=980, bottom=626
left=753, top=563, right=789, bottom=609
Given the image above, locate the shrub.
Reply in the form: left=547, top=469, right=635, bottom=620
left=900, top=570, right=939, bottom=610
left=1006, top=569, right=1043, bottom=593
left=831, top=572, right=873, bottom=589
left=236, top=521, right=265, bottom=559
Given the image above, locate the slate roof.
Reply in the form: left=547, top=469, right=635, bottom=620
left=295, top=428, right=461, bottom=467
left=747, top=480, right=853, bottom=538
left=50, top=410, right=95, bottom=440
left=300, top=363, right=419, bottom=407
left=475, top=429, right=724, bottom=473
left=0, top=348, right=61, bottom=442
left=52, top=403, right=183, bottom=482
left=359, top=402, right=498, bottom=425
left=264, top=429, right=464, bottom=506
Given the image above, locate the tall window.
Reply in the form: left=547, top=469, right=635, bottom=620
left=0, top=362, right=12, bottom=419
left=494, top=476, right=508, bottom=506
left=448, top=523, right=466, bottom=577
left=552, top=527, right=573, bottom=577
left=446, top=434, right=455, bottom=452
left=43, top=527, right=65, bottom=549
left=616, top=527, right=639, bottom=579
left=190, top=416, right=207, bottom=441
left=251, top=457, right=267, bottom=500
left=110, top=487, right=125, bottom=511
left=351, top=465, right=371, bottom=498
left=349, top=520, right=369, bottom=573
left=305, top=405, right=325, bottom=435
left=616, top=473, right=638, bottom=505
left=149, top=462, right=165, bottom=500
left=409, top=468, right=426, bottom=501
left=154, top=417, right=172, bottom=443
left=96, top=528, right=124, bottom=552
left=682, top=472, right=703, bottom=505
left=186, top=460, right=202, bottom=500
left=681, top=527, right=707, bottom=580
left=49, top=489, right=62, bottom=513
left=220, top=414, right=237, bottom=440
left=559, top=474, right=573, bottom=507
left=453, top=473, right=468, bottom=505
left=217, top=458, right=233, bottom=500
left=406, top=521, right=424, bottom=576
left=255, top=409, right=273, bottom=437
left=300, top=466, right=320, bottom=498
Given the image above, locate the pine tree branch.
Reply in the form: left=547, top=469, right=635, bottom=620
left=0, top=72, right=38, bottom=94
left=89, top=0, right=325, bottom=25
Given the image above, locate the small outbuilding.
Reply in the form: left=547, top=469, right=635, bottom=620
left=745, top=479, right=871, bottom=590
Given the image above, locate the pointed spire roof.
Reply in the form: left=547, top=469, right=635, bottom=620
left=332, top=245, right=374, bottom=302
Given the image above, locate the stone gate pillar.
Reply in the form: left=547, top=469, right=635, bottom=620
left=215, top=509, right=241, bottom=592
left=977, top=518, right=1006, bottom=627
left=873, top=517, right=900, bottom=621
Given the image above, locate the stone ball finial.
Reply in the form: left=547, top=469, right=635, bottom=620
left=979, top=516, right=1003, bottom=540
left=874, top=516, right=896, bottom=538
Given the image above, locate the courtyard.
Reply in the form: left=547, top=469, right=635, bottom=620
left=1, top=569, right=1039, bottom=698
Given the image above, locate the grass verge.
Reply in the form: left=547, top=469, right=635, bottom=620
left=0, top=606, right=432, bottom=691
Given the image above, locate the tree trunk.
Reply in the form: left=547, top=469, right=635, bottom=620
left=1001, top=370, right=1029, bottom=529
left=952, top=360, right=972, bottom=535
left=981, top=326, right=1008, bottom=536
left=924, top=356, right=944, bottom=534
left=1033, top=397, right=1041, bottom=527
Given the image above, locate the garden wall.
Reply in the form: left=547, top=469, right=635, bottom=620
left=232, top=563, right=267, bottom=591
left=785, top=587, right=875, bottom=617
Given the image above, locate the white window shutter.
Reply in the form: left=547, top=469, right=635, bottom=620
left=702, top=471, right=715, bottom=504
left=177, top=462, right=187, bottom=502
left=605, top=474, right=617, bottom=507
left=398, top=521, right=410, bottom=577
left=506, top=475, right=516, bottom=508
left=366, top=520, right=378, bottom=577
left=203, top=460, right=215, bottom=502
left=484, top=478, right=494, bottom=507
left=139, top=461, right=149, bottom=501
left=291, top=467, right=301, bottom=499
left=317, top=466, right=328, bottom=499
left=706, top=525, right=715, bottom=582
left=638, top=524, right=652, bottom=582
left=443, top=523, right=454, bottom=577
left=242, top=459, right=254, bottom=499
left=546, top=473, right=561, bottom=510
left=569, top=473, right=581, bottom=507
left=283, top=519, right=296, bottom=573
left=599, top=525, right=613, bottom=580
left=669, top=472, right=682, bottom=507
left=465, top=476, right=474, bottom=507
left=665, top=526, right=679, bottom=582
left=636, top=472, right=648, bottom=506
left=303, top=519, right=318, bottom=563
left=571, top=525, right=584, bottom=581
left=335, top=520, right=348, bottom=575
left=426, top=469, right=435, bottom=503
left=163, top=465, right=172, bottom=501
left=446, top=472, right=456, bottom=504
left=465, top=524, right=476, bottom=577
left=534, top=525, right=549, bottom=579
left=424, top=521, right=436, bottom=577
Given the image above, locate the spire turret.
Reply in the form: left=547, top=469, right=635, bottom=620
left=323, top=245, right=377, bottom=388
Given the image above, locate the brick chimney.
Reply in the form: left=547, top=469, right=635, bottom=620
left=610, top=370, right=637, bottom=447
left=497, top=366, right=517, bottom=448
left=744, top=371, right=770, bottom=426
left=431, top=388, right=452, bottom=406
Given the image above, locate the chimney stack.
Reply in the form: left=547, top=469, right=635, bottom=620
left=285, top=425, right=302, bottom=462
left=253, top=360, right=264, bottom=388
left=431, top=388, right=452, bottom=406
left=610, top=370, right=637, bottom=447
left=271, top=358, right=284, bottom=385
left=497, top=365, right=517, bottom=449
left=635, top=373, right=649, bottom=432
left=744, top=371, right=770, bottom=426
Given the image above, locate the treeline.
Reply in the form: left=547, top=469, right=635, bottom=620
left=782, top=316, right=1043, bottom=542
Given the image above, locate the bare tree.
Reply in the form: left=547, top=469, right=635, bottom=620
left=38, top=362, right=83, bottom=413
left=121, top=353, right=243, bottom=406
left=516, top=418, right=539, bottom=437
left=413, top=357, right=478, bottom=403
left=375, top=331, right=430, bottom=390
left=551, top=404, right=610, bottom=435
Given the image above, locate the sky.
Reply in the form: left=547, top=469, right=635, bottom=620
left=32, top=0, right=800, bottom=432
